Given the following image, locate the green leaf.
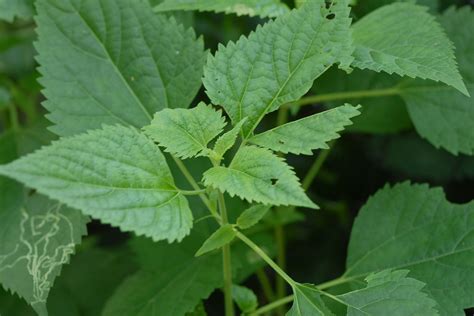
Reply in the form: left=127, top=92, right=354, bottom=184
left=338, top=270, right=440, bottom=316
left=203, top=146, right=317, bottom=209
left=144, top=103, right=226, bottom=159
left=0, top=0, right=34, bottom=22
left=203, top=0, right=353, bottom=137
left=400, top=6, right=474, bottom=155
left=195, top=224, right=236, bottom=257
left=249, top=104, right=361, bottom=155
left=346, top=182, right=474, bottom=316
left=0, top=125, right=193, bottom=242
left=0, top=87, right=10, bottom=109
left=36, top=0, right=206, bottom=137
left=0, top=132, right=23, bottom=215
left=287, top=283, right=335, bottom=316
left=155, top=0, right=290, bottom=18
left=0, top=194, right=88, bottom=316
left=237, top=204, right=270, bottom=230
left=213, top=118, right=247, bottom=159
left=351, top=3, right=468, bottom=95
left=232, top=285, right=257, bottom=313
left=186, top=302, right=207, bottom=316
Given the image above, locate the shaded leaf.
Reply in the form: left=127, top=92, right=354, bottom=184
left=237, top=204, right=271, bottom=230
left=232, top=285, right=257, bottom=313
left=287, top=283, right=334, bottom=316
left=195, top=224, right=236, bottom=257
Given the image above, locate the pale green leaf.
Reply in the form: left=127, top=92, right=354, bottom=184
left=0, top=194, right=88, bottom=316
left=0, top=0, right=34, bottom=22
left=155, top=0, right=290, bottom=18
left=401, top=6, right=474, bottom=155
left=203, top=0, right=353, bottom=137
left=232, top=285, right=257, bottom=313
left=351, top=3, right=468, bottom=95
left=144, top=103, right=226, bottom=159
left=287, top=283, right=335, bottom=316
left=346, top=182, right=474, bottom=315
left=237, top=204, right=270, bottom=230
left=339, top=270, right=439, bottom=316
left=195, top=224, right=236, bottom=257
left=213, top=118, right=247, bottom=159
left=36, top=0, right=206, bottom=136
left=0, top=125, right=193, bottom=242
left=203, top=146, right=317, bottom=209
left=249, top=104, right=361, bottom=155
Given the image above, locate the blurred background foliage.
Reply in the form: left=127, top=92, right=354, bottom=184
left=0, top=0, right=473, bottom=315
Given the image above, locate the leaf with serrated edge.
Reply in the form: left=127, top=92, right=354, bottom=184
left=195, top=224, right=236, bottom=257
left=232, top=285, right=257, bottom=313
left=339, top=270, right=440, bottom=316
left=213, top=119, right=247, bottom=159
left=35, top=0, right=206, bottom=136
left=144, top=103, right=226, bottom=159
left=203, top=146, right=317, bottom=209
left=203, top=0, right=353, bottom=138
left=351, top=3, right=468, bottom=95
left=0, top=125, right=193, bottom=242
left=0, top=194, right=88, bottom=316
left=155, top=0, right=289, bottom=18
left=237, top=205, right=271, bottom=230
left=250, top=104, right=360, bottom=154
left=346, top=182, right=474, bottom=316
left=287, top=283, right=335, bottom=316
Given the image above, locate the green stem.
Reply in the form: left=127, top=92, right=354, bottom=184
left=256, top=268, right=276, bottom=302
left=219, top=192, right=235, bottom=316
left=250, top=295, right=294, bottom=316
left=8, top=103, right=20, bottom=132
left=302, top=143, right=334, bottom=190
left=290, top=87, right=400, bottom=108
left=172, top=156, right=212, bottom=207
left=274, top=224, right=287, bottom=314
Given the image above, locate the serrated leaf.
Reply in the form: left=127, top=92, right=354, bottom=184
left=35, top=0, right=206, bottom=136
left=351, top=3, right=468, bottom=95
left=203, top=0, right=353, bottom=138
left=155, top=0, right=289, bottom=18
left=0, top=125, right=193, bottom=242
left=144, top=103, right=226, bottom=159
left=0, top=194, right=88, bottom=316
left=213, top=119, right=247, bottom=159
left=400, top=6, right=474, bottom=155
left=346, top=182, right=474, bottom=316
left=232, top=285, right=257, bottom=313
left=287, top=283, right=335, bottom=316
left=338, top=270, right=440, bottom=316
left=195, top=224, right=236, bottom=257
left=250, top=104, right=361, bottom=155
left=203, top=146, right=317, bottom=209
left=237, top=204, right=270, bottom=230
left=0, top=0, right=34, bottom=22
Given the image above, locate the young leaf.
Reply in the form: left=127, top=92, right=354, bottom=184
left=249, top=104, right=361, bottom=155
left=36, top=0, right=206, bottom=136
left=213, top=119, right=247, bottom=159
left=0, top=125, right=193, bottom=242
left=351, top=3, right=468, bottom=95
left=203, top=146, right=317, bottom=209
left=287, top=283, right=335, bottom=316
left=346, top=182, right=474, bottom=316
left=154, top=0, right=290, bottom=18
left=203, top=0, right=353, bottom=138
left=0, top=194, right=88, bottom=316
left=401, top=6, right=474, bottom=155
left=338, top=270, right=440, bottom=316
left=195, top=224, right=236, bottom=257
left=144, top=103, right=226, bottom=159
left=232, top=285, right=258, bottom=313
left=237, top=204, right=271, bottom=230
left=0, top=0, right=34, bottom=22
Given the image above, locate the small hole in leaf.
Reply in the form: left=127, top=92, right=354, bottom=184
left=271, top=178, right=278, bottom=185
left=326, top=13, right=335, bottom=20
left=278, top=140, right=285, bottom=144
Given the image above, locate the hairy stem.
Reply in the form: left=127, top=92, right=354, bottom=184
left=219, top=192, right=235, bottom=316
left=302, top=143, right=334, bottom=190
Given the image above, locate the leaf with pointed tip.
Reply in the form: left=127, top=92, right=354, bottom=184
left=0, top=0, right=34, bottom=22
left=195, top=224, right=236, bottom=257
left=346, top=182, right=474, bottom=316
left=237, top=205, right=271, bottom=230
left=0, top=125, right=193, bottom=242
left=287, top=283, right=335, bottom=316
left=144, top=103, right=226, bottom=159
left=232, top=285, right=257, bottom=313
left=338, top=270, right=440, bottom=316
left=213, top=119, right=246, bottom=159
left=0, top=194, right=88, bottom=316
left=351, top=3, right=468, bottom=95
left=250, top=104, right=361, bottom=155
left=154, top=0, right=289, bottom=18
left=36, top=0, right=206, bottom=136
left=203, top=146, right=316, bottom=209
left=203, top=0, right=353, bottom=137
